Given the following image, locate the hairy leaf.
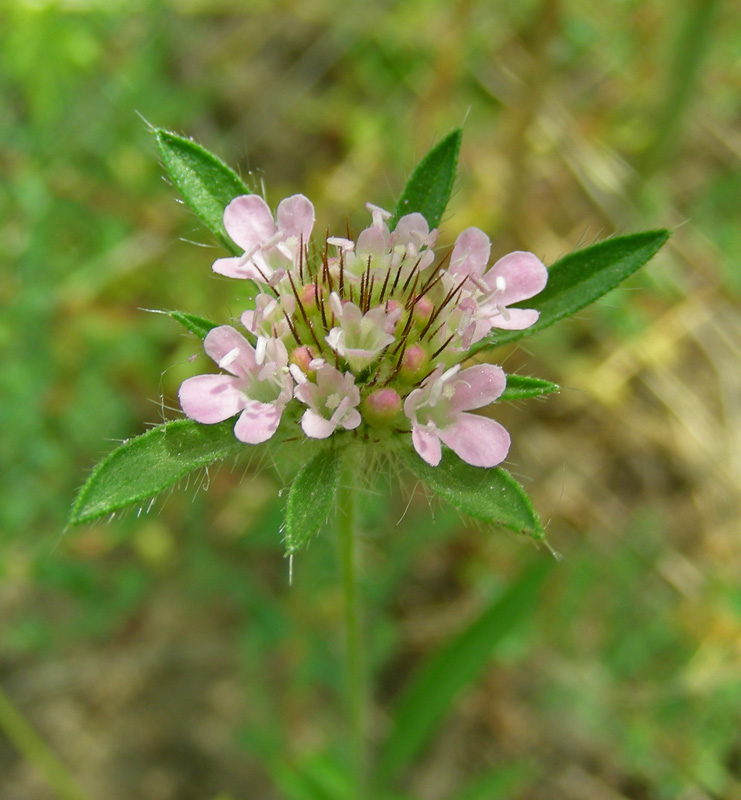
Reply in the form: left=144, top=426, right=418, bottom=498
left=153, top=128, right=250, bottom=254
left=376, top=558, right=553, bottom=782
left=402, top=449, right=545, bottom=540
left=390, top=129, right=462, bottom=230
left=70, top=420, right=243, bottom=525
left=500, top=374, right=559, bottom=402
left=284, top=448, right=342, bottom=554
left=166, top=309, right=219, bottom=339
left=474, top=229, right=671, bottom=353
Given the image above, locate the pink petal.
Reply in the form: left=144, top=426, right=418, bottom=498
left=393, top=213, right=431, bottom=247
left=223, top=195, right=276, bottom=252
left=438, top=413, right=510, bottom=468
left=450, top=227, right=490, bottom=278
left=339, top=408, right=362, bottom=431
left=301, top=408, right=337, bottom=439
left=179, top=374, right=245, bottom=424
left=485, top=251, right=547, bottom=305
left=233, top=400, right=283, bottom=444
left=356, top=226, right=386, bottom=259
left=411, top=424, right=442, bottom=466
left=276, top=194, right=315, bottom=242
left=212, top=256, right=248, bottom=279
left=203, top=326, right=257, bottom=378
left=486, top=307, right=540, bottom=331
left=448, top=365, right=507, bottom=412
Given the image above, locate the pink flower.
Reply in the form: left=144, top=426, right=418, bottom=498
left=293, top=364, right=362, bottom=439
left=179, top=326, right=292, bottom=444
left=212, top=194, right=314, bottom=285
left=325, top=293, right=400, bottom=371
left=449, top=227, right=547, bottom=333
left=403, top=363, right=510, bottom=467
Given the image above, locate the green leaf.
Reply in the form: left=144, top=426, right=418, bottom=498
left=69, top=420, right=243, bottom=525
left=473, top=229, right=671, bottom=353
left=390, top=129, right=462, bottom=230
left=284, top=448, right=342, bottom=554
left=153, top=128, right=250, bottom=254
left=500, top=374, right=559, bottom=402
left=376, top=558, right=554, bottom=782
left=166, top=309, right=219, bottom=339
left=402, top=449, right=545, bottom=540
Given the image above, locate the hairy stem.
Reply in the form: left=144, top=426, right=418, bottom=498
left=337, top=445, right=369, bottom=797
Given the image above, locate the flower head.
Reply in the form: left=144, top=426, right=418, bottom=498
left=179, top=197, right=548, bottom=467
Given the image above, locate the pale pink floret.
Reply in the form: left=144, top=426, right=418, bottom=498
left=293, top=364, right=362, bottom=439
left=178, top=326, right=292, bottom=444
left=325, top=294, right=400, bottom=371
left=403, top=363, right=510, bottom=468
left=449, top=227, right=548, bottom=332
left=212, top=194, right=314, bottom=285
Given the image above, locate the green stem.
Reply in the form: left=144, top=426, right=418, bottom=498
left=337, top=446, right=368, bottom=797
left=0, top=683, right=91, bottom=800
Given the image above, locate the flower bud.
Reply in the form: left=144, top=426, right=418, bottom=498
left=290, top=345, right=315, bottom=376
left=412, top=295, right=434, bottom=323
left=362, top=388, right=402, bottom=427
left=398, top=345, right=428, bottom=383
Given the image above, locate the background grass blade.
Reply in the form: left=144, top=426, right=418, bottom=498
left=376, top=558, right=554, bottom=783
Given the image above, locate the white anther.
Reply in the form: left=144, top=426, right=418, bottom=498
left=327, top=237, right=355, bottom=251
left=495, top=275, right=507, bottom=292
left=255, top=337, right=267, bottom=366
left=496, top=303, right=511, bottom=321
left=218, top=347, right=240, bottom=369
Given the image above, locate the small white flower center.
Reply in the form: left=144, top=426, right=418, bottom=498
left=326, top=392, right=342, bottom=411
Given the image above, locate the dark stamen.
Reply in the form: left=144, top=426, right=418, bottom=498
left=283, top=311, right=301, bottom=345
left=378, top=264, right=393, bottom=303
left=429, top=333, right=456, bottom=361
left=287, top=270, right=324, bottom=352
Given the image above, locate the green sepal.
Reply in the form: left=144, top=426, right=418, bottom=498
left=376, top=558, right=553, bottom=782
left=500, top=374, right=559, bottom=402
left=153, top=128, right=250, bottom=254
left=473, top=229, right=671, bottom=353
left=69, top=420, right=243, bottom=525
left=284, top=447, right=342, bottom=555
left=401, top=449, right=545, bottom=540
left=390, top=129, right=462, bottom=231
left=166, top=309, right=219, bottom=339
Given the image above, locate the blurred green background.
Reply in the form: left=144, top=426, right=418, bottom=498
left=1, top=0, right=740, bottom=798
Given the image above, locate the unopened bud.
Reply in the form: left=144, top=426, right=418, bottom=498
left=412, top=295, right=434, bottom=323
left=300, top=283, right=321, bottom=309
left=362, top=388, right=402, bottom=427
left=290, top=345, right=314, bottom=374
left=399, top=345, right=428, bottom=383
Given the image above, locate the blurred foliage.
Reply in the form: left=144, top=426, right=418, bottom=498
left=1, top=0, right=740, bottom=798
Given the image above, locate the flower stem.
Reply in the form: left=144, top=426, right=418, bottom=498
left=336, top=445, right=369, bottom=797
